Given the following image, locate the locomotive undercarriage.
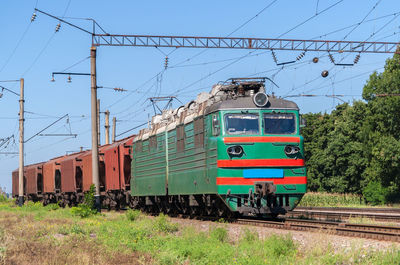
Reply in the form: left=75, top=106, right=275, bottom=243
left=128, top=194, right=235, bottom=218
left=25, top=190, right=290, bottom=218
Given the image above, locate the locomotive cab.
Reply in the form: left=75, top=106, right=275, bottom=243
left=206, top=78, right=306, bottom=216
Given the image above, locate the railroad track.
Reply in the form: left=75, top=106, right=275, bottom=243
left=235, top=218, right=400, bottom=242
left=287, top=207, right=400, bottom=222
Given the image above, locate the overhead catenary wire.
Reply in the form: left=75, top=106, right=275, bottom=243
left=169, top=0, right=279, bottom=69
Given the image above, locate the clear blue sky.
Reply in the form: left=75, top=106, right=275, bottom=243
left=0, top=0, right=399, bottom=192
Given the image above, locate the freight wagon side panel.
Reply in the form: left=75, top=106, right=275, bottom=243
left=43, top=162, right=55, bottom=193
left=104, top=144, right=120, bottom=191
left=119, top=138, right=133, bottom=190
left=82, top=154, right=92, bottom=191
left=12, top=170, right=18, bottom=197
left=60, top=158, right=76, bottom=193
left=26, top=167, right=37, bottom=195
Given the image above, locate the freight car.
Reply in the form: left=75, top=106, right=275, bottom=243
left=12, top=78, right=307, bottom=217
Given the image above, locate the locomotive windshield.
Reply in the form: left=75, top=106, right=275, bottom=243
left=263, top=113, right=296, bottom=134
left=224, top=113, right=259, bottom=135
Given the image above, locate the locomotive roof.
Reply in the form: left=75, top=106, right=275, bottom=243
left=205, top=96, right=299, bottom=115
left=134, top=79, right=300, bottom=141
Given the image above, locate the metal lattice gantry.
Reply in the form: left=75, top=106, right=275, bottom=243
left=92, top=34, right=400, bottom=54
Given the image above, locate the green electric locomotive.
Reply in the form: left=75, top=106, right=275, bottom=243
left=130, top=78, right=306, bottom=217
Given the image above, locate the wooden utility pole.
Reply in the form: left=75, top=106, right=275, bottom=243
left=112, top=117, right=116, bottom=143
left=105, top=110, right=110, bottom=144
left=90, top=47, right=101, bottom=212
left=18, top=78, right=24, bottom=206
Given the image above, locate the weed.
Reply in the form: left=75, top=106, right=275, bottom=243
left=125, top=209, right=141, bottom=221
left=240, top=227, right=258, bottom=242
left=217, top=218, right=227, bottom=223
left=70, top=223, right=86, bottom=235
left=45, top=203, right=60, bottom=211
left=153, top=214, right=178, bottom=233
left=210, top=227, right=228, bottom=242
left=71, top=185, right=97, bottom=218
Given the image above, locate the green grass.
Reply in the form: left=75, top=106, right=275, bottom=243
left=0, top=200, right=400, bottom=264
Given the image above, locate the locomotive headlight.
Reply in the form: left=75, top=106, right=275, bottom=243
left=284, top=145, right=300, bottom=155
left=227, top=145, right=243, bottom=156
left=253, top=92, right=269, bottom=107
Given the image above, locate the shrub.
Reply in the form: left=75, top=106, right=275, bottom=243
left=126, top=209, right=141, bottom=221
left=0, top=187, right=7, bottom=202
left=45, top=203, right=60, bottom=211
left=72, top=184, right=97, bottom=218
left=363, top=181, right=387, bottom=205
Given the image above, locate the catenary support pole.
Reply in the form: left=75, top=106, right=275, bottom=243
left=112, top=117, right=116, bottom=143
left=105, top=110, right=110, bottom=145
left=90, top=47, right=101, bottom=212
left=18, top=78, right=24, bottom=206
left=97, top=99, right=101, bottom=146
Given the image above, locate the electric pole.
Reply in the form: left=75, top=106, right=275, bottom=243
left=90, top=47, right=101, bottom=212
left=105, top=110, right=110, bottom=144
left=112, top=117, right=116, bottom=143
left=18, top=78, right=24, bottom=206
left=97, top=99, right=101, bottom=146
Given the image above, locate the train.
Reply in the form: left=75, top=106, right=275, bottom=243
left=12, top=78, right=307, bottom=217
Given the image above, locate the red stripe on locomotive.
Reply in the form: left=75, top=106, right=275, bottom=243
left=223, top=136, right=300, bottom=143
left=216, top=176, right=307, bottom=185
left=217, top=159, right=305, bottom=168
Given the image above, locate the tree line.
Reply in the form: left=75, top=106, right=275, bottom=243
left=301, top=52, right=400, bottom=205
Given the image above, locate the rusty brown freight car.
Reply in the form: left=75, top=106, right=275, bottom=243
left=101, top=136, right=134, bottom=208
left=42, top=156, right=64, bottom=205
left=11, top=169, right=19, bottom=198
left=58, top=152, right=87, bottom=206
left=81, top=148, right=106, bottom=192
left=118, top=136, right=134, bottom=191
left=25, top=162, right=44, bottom=201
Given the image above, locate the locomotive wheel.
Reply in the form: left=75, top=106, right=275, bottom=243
left=129, top=196, right=139, bottom=209
left=189, top=206, right=200, bottom=217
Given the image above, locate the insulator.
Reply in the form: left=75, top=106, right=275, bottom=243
left=114, top=87, right=125, bottom=92
left=321, top=70, right=329, bottom=78
left=312, top=57, right=319, bottom=63
left=55, top=23, right=61, bottom=33
left=67, top=75, right=72, bottom=83
left=296, top=51, right=306, bottom=61
left=271, top=50, right=278, bottom=64
left=31, top=12, right=37, bottom=22
left=164, top=56, right=168, bottom=69
left=328, top=54, right=335, bottom=64
left=354, top=54, right=361, bottom=64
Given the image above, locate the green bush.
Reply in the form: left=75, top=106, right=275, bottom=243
left=126, top=209, right=141, bottom=221
left=72, top=184, right=97, bottom=218
left=45, top=203, right=60, bottom=211
left=363, top=181, right=388, bottom=205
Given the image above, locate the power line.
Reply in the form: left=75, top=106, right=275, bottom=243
left=342, top=0, right=382, bottom=40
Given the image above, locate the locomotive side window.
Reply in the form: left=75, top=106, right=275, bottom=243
left=212, top=115, right=220, bottom=136
left=224, top=113, right=259, bottom=135
left=263, top=113, right=295, bottom=134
